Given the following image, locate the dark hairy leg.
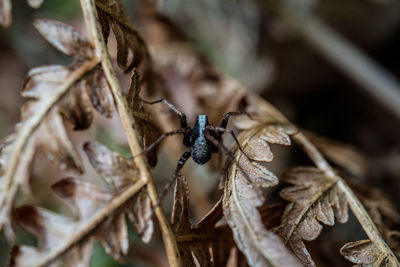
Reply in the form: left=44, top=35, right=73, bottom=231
left=204, top=132, right=253, bottom=184
left=206, top=125, right=251, bottom=161
left=142, top=98, right=188, bottom=129
left=219, top=111, right=251, bottom=129
left=139, top=128, right=189, bottom=156
left=151, top=148, right=192, bottom=212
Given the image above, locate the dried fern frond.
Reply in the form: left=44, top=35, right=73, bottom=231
left=10, top=141, right=152, bottom=266
left=223, top=120, right=301, bottom=267
left=171, top=176, right=236, bottom=266
left=274, top=167, right=349, bottom=266
left=0, top=19, right=111, bottom=240
left=96, top=0, right=151, bottom=73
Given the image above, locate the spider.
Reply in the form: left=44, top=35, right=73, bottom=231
left=140, top=99, right=251, bottom=206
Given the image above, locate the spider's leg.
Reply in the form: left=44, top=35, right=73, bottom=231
left=142, top=98, right=188, bottom=128
left=152, top=148, right=191, bottom=211
left=219, top=111, right=251, bottom=130
left=204, top=131, right=253, bottom=185
left=133, top=128, right=189, bottom=158
left=206, top=126, right=252, bottom=161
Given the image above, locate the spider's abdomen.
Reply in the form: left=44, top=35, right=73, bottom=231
left=191, top=136, right=212, bottom=165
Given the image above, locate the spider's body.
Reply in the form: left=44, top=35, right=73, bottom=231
left=142, top=99, right=248, bottom=206
left=185, top=115, right=219, bottom=165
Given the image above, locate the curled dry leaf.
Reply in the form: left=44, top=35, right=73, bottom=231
left=96, top=0, right=150, bottom=72
left=10, top=141, right=153, bottom=266
left=0, top=19, right=114, bottom=240
left=126, top=189, right=153, bottom=243
left=84, top=141, right=153, bottom=243
left=83, top=141, right=138, bottom=191
left=171, top=175, right=235, bottom=266
left=32, top=20, right=114, bottom=119
left=10, top=205, right=94, bottom=267
left=223, top=122, right=301, bottom=267
left=275, top=167, right=349, bottom=266
left=34, top=19, right=93, bottom=59
left=81, top=66, right=114, bottom=118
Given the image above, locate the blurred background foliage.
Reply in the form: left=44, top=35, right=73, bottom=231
left=1, top=0, right=400, bottom=266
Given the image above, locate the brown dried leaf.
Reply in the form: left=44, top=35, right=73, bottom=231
left=10, top=141, right=151, bottom=265
left=223, top=126, right=301, bottom=267
left=24, top=64, right=112, bottom=125
left=60, top=85, right=93, bottom=130
left=305, top=131, right=368, bottom=177
left=10, top=205, right=94, bottom=267
left=341, top=239, right=380, bottom=266
left=126, top=189, right=153, bottom=243
left=53, top=178, right=113, bottom=219
left=63, top=238, right=93, bottom=267
left=171, top=175, right=191, bottom=236
left=34, top=19, right=93, bottom=59
left=0, top=136, right=35, bottom=239
left=22, top=65, right=70, bottom=98
left=83, top=141, right=153, bottom=242
left=260, top=202, right=287, bottom=230
left=0, top=18, right=117, bottom=239
left=52, top=177, right=130, bottom=260
left=171, top=176, right=235, bottom=266
left=275, top=167, right=349, bottom=266
left=237, top=123, right=293, bottom=163
left=96, top=0, right=150, bottom=72
left=0, top=64, right=86, bottom=239
left=171, top=176, right=203, bottom=266
left=20, top=69, right=87, bottom=173
left=81, top=67, right=114, bottom=118
left=36, top=111, right=84, bottom=172
left=83, top=141, right=138, bottom=191
left=96, top=212, right=129, bottom=260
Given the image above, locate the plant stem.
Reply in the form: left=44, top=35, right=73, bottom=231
left=80, top=1, right=182, bottom=266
